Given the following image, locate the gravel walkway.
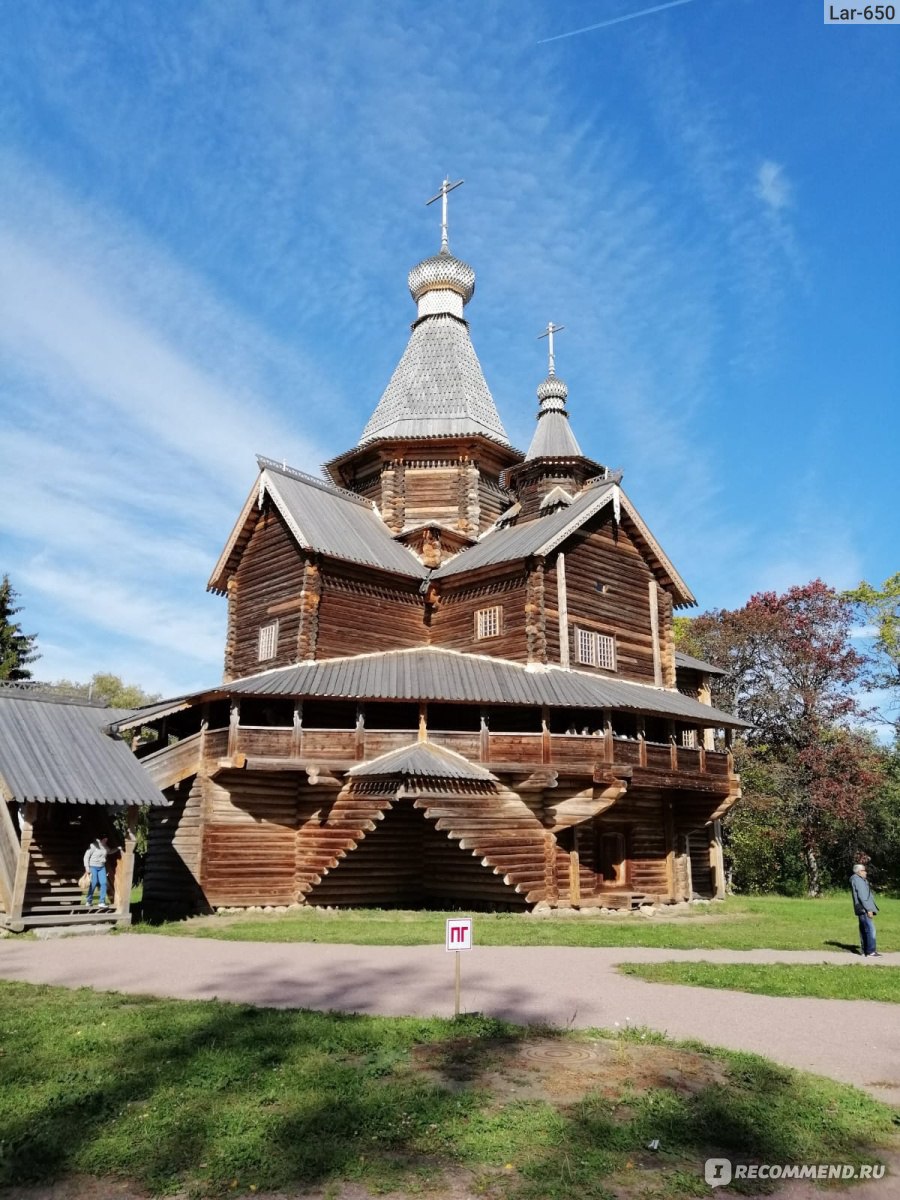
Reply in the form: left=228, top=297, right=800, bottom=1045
left=1, top=936, right=898, bottom=1103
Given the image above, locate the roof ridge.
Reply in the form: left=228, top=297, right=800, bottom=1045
left=257, top=456, right=372, bottom=508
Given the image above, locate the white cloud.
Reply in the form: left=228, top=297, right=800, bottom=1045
left=756, top=160, right=792, bottom=211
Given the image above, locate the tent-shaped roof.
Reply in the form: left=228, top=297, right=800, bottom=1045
left=347, top=741, right=497, bottom=781
left=0, top=688, right=170, bottom=806
left=359, top=313, right=510, bottom=446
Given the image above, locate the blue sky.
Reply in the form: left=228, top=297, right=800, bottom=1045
left=0, top=0, right=897, bottom=698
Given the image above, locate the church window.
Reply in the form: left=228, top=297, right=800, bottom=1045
left=258, top=620, right=279, bottom=661
left=576, top=628, right=616, bottom=671
left=475, top=606, right=502, bottom=640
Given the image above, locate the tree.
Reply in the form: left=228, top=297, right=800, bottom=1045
left=843, top=573, right=900, bottom=732
left=676, top=581, right=875, bottom=895
left=49, top=673, right=160, bottom=709
left=0, top=575, right=40, bottom=680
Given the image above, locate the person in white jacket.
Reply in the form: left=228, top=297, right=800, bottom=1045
left=83, top=836, right=120, bottom=911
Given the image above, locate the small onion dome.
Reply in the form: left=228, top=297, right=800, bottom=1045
left=408, top=249, right=476, bottom=305
left=536, top=374, right=569, bottom=409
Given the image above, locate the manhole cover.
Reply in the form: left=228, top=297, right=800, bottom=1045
left=518, top=1041, right=600, bottom=1066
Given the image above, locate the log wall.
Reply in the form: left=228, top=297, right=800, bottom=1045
left=315, top=570, right=425, bottom=658
left=429, top=572, right=529, bottom=660
left=144, top=778, right=208, bottom=914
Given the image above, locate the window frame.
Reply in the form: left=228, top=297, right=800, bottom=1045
left=474, top=605, right=503, bottom=641
left=257, top=619, right=279, bottom=662
left=575, top=626, right=616, bottom=672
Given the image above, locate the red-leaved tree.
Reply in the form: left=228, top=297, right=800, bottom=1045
left=677, top=581, right=877, bottom=894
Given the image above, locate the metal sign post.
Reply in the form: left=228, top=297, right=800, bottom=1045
left=445, top=916, right=473, bottom=1018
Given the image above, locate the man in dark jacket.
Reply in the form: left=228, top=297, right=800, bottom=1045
left=851, top=863, right=881, bottom=957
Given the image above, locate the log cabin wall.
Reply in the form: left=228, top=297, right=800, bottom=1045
left=199, top=771, right=299, bottom=907
left=428, top=571, right=529, bottom=660
left=314, top=568, right=426, bottom=658
left=548, top=522, right=677, bottom=686
left=144, top=777, right=208, bottom=915
left=229, top=503, right=309, bottom=679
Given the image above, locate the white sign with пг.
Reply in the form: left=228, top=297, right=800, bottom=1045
left=446, top=916, right=473, bottom=951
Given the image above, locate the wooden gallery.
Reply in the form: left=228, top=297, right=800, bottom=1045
left=123, top=204, right=745, bottom=915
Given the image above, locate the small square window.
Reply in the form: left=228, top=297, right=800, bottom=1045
left=576, top=628, right=616, bottom=671
left=258, top=620, right=279, bottom=661
left=475, top=606, right=502, bottom=640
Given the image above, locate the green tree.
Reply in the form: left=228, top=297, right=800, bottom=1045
left=844, top=572, right=900, bottom=732
left=0, top=575, right=40, bottom=680
left=49, top=673, right=160, bottom=708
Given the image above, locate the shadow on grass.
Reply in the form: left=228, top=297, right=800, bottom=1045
left=1, top=971, right=895, bottom=1200
left=825, top=940, right=862, bottom=954
left=0, top=967, right=551, bottom=1196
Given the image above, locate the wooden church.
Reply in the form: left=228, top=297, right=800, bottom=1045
left=123, top=183, right=744, bottom=915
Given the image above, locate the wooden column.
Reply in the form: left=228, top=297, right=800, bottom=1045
left=648, top=579, right=663, bottom=687
left=9, top=801, right=36, bottom=927
left=541, top=707, right=551, bottom=765
left=227, top=699, right=240, bottom=758
left=603, top=710, right=613, bottom=764
left=479, top=711, right=490, bottom=763
left=569, top=825, right=581, bottom=908
left=663, top=798, right=676, bottom=902
left=557, top=552, right=569, bottom=667
left=114, top=807, right=139, bottom=921
left=293, top=702, right=304, bottom=758
left=724, top=727, right=734, bottom=774
left=710, top=819, right=726, bottom=898
left=668, top=722, right=678, bottom=772
left=637, top=717, right=647, bottom=768
left=0, top=779, right=20, bottom=915
left=418, top=702, right=428, bottom=743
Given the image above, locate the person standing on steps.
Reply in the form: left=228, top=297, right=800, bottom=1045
left=83, top=836, right=120, bottom=911
left=851, top=863, right=881, bottom=958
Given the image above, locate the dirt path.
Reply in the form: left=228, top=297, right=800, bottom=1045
left=2, top=936, right=898, bottom=1103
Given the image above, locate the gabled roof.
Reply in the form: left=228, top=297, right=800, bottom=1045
left=220, top=647, right=748, bottom=727
left=347, top=741, right=497, bottom=781
left=209, top=458, right=424, bottom=592
left=431, top=480, right=695, bottom=605
left=359, top=313, right=510, bottom=445
left=675, top=651, right=726, bottom=677
left=0, top=690, right=170, bottom=806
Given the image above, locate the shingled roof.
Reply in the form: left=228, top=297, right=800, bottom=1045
left=220, top=647, right=748, bottom=727
left=359, top=313, right=510, bottom=446
left=0, top=689, right=169, bottom=806
left=209, top=459, right=424, bottom=591
left=347, top=741, right=497, bottom=781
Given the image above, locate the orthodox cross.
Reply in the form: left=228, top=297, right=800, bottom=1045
left=538, top=321, right=565, bottom=377
left=426, top=177, right=464, bottom=253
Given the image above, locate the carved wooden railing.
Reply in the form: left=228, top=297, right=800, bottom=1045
left=209, top=724, right=733, bottom=781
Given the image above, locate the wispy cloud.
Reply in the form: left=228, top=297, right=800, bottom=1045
left=539, top=0, right=699, bottom=44
left=756, top=160, right=792, bottom=211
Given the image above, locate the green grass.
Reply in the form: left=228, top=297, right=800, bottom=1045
left=0, top=981, right=896, bottom=1199
left=620, top=961, right=900, bottom=1003
left=131, top=893, right=899, bottom=953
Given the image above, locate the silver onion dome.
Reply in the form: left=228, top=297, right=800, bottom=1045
left=408, top=250, right=476, bottom=305
left=536, top=374, right=569, bottom=408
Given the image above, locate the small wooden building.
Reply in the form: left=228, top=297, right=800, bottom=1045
left=124, top=215, right=744, bottom=916
left=0, top=685, right=169, bottom=931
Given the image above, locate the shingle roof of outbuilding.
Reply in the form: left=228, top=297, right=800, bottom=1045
left=674, top=651, right=726, bottom=677
left=0, top=690, right=170, bottom=806
left=220, top=647, right=748, bottom=727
